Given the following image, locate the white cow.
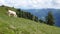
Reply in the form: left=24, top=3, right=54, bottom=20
left=8, top=10, right=17, bottom=17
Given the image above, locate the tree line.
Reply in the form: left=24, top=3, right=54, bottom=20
left=16, top=9, right=55, bottom=26
left=16, top=9, right=39, bottom=22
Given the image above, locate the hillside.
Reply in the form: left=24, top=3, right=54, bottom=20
left=0, top=6, right=60, bottom=34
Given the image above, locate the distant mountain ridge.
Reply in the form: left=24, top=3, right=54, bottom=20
left=23, top=9, right=60, bottom=27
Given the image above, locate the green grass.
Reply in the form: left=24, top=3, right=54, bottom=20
left=0, top=6, right=60, bottom=34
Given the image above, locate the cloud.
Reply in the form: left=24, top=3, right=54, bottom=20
left=52, top=0, right=60, bottom=7
left=0, top=0, right=60, bottom=9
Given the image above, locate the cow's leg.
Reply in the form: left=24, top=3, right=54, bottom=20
left=14, top=14, right=15, bottom=17
left=14, top=14, right=17, bottom=17
left=15, top=14, right=17, bottom=17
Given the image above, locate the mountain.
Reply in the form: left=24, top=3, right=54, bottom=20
left=23, top=9, right=60, bottom=27
left=0, top=6, right=60, bottom=34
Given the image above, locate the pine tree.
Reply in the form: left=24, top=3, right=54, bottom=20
left=34, top=16, right=39, bottom=22
left=46, top=11, right=55, bottom=25
left=16, top=9, right=22, bottom=17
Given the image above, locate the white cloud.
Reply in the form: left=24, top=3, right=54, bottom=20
left=0, top=0, right=60, bottom=9
left=52, top=0, right=60, bottom=8
left=54, top=0, right=60, bottom=3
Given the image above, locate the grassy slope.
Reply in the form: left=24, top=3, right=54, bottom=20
left=0, top=6, right=60, bottom=34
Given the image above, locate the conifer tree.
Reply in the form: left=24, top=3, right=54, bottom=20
left=46, top=11, right=55, bottom=25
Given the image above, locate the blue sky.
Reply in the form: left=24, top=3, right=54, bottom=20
left=0, top=0, right=60, bottom=9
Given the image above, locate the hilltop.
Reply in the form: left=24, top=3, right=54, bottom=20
left=0, top=6, right=60, bottom=34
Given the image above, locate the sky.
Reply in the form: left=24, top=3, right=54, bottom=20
left=0, top=0, right=60, bottom=9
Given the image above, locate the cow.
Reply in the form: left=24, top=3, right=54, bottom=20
left=8, top=10, right=17, bottom=17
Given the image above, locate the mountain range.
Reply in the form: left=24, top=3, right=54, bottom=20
left=23, top=9, right=60, bottom=27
